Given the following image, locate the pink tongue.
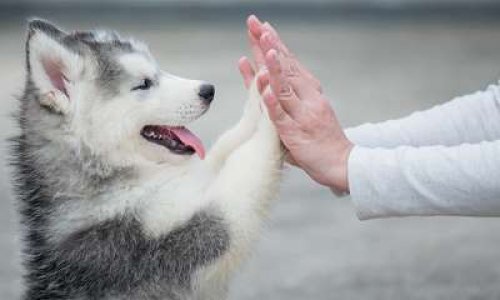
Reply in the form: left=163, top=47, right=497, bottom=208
left=170, top=127, right=206, bottom=160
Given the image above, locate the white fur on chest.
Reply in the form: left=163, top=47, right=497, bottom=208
left=48, top=162, right=215, bottom=242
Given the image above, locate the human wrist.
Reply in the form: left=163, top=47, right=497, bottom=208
left=323, top=138, right=353, bottom=193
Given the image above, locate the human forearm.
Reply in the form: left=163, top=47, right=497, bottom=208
left=346, top=84, right=500, bottom=148
left=349, top=140, right=500, bottom=220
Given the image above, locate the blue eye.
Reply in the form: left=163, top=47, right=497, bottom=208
left=132, top=78, right=153, bottom=91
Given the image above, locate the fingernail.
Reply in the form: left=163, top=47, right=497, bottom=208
left=253, top=15, right=262, bottom=24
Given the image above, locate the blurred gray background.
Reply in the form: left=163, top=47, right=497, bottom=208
left=1, top=1, right=500, bottom=299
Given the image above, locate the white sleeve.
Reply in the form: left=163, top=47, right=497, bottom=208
left=345, top=83, right=500, bottom=148
left=348, top=141, right=500, bottom=220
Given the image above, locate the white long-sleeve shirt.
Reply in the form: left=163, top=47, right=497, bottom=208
left=345, top=82, right=500, bottom=220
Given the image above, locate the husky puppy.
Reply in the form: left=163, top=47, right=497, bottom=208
left=11, top=19, right=283, bottom=300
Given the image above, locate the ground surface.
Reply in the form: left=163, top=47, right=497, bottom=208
left=0, top=12, right=500, bottom=300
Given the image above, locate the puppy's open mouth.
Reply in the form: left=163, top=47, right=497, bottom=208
left=141, top=125, right=205, bottom=159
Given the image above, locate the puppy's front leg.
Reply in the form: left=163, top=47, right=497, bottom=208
left=205, top=79, right=263, bottom=172
left=207, top=83, right=284, bottom=265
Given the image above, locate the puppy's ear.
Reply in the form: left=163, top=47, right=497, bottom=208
left=26, top=19, right=84, bottom=114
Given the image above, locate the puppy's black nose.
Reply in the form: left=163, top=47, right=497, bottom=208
left=199, top=84, right=215, bottom=103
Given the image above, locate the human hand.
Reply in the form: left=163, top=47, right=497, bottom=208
left=238, top=15, right=353, bottom=192
left=238, top=16, right=322, bottom=93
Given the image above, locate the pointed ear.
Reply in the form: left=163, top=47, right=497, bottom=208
left=26, top=19, right=84, bottom=114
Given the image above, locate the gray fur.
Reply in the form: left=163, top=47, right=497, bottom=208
left=12, top=19, right=230, bottom=300
left=22, top=213, right=228, bottom=300
left=29, top=18, right=137, bottom=97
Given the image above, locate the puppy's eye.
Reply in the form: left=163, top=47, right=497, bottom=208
left=132, top=78, right=153, bottom=91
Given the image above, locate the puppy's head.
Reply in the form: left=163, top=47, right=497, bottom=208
left=26, top=19, right=213, bottom=169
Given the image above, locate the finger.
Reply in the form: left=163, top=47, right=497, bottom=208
left=262, top=87, right=293, bottom=127
left=247, top=15, right=263, bottom=40
left=261, top=23, right=321, bottom=92
left=260, top=32, right=322, bottom=95
left=260, top=24, right=322, bottom=94
left=256, top=70, right=270, bottom=94
left=265, top=49, right=303, bottom=119
left=260, top=31, right=300, bottom=80
left=262, top=22, right=291, bottom=57
left=238, top=56, right=255, bottom=89
left=248, top=30, right=265, bottom=67
left=296, top=63, right=322, bottom=93
left=259, top=31, right=278, bottom=59
left=288, top=75, right=322, bottom=101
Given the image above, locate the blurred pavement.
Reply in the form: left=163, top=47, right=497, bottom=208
left=1, top=9, right=500, bottom=300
